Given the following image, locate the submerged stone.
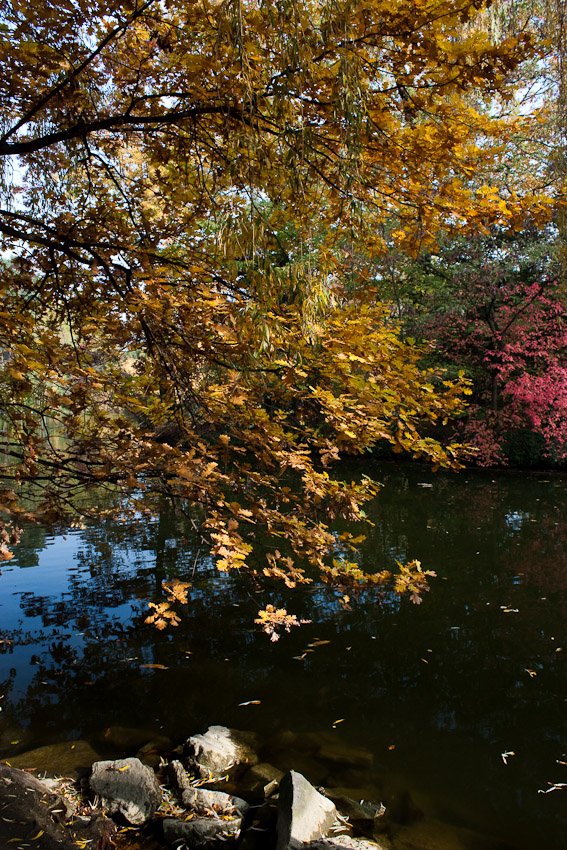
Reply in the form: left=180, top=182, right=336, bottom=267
left=7, top=740, right=100, bottom=777
left=315, top=742, right=373, bottom=771
left=239, top=762, right=285, bottom=799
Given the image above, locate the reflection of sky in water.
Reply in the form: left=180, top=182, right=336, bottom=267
left=505, top=510, right=531, bottom=530
left=1, top=462, right=567, bottom=849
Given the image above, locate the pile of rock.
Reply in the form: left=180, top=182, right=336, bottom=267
left=0, top=724, right=391, bottom=850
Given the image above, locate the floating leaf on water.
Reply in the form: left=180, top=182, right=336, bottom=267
left=538, top=782, right=567, bottom=794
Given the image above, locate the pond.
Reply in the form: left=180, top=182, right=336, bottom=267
left=1, top=460, right=567, bottom=849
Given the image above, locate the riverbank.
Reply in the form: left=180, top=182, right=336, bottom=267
left=0, top=724, right=528, bottom=850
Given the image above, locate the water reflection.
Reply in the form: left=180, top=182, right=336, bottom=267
left=1, top=461, right=567, bottom=848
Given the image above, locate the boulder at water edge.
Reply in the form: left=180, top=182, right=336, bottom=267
left=309, top=837, right=391, bottom=850
left=163, top=815, right=242, bottom=846
left=276, top=770, right=338, bottom=850
left=185, top=725, right=259, bottom=780
left=0, top=764, right=115, bottom=850
left=90, top=756, right=162, bottom=826
left=181, top=785, right=249, bottom=816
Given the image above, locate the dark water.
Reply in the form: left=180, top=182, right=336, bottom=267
left=1, top=460, right=567, bottom=848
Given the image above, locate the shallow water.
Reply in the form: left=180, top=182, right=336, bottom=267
left=1, top=460, right=567, bottom=848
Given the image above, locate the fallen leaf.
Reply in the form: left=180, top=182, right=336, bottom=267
left=538, top=783, right=567, bottom=794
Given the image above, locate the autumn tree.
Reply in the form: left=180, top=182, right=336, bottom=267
left=0, top=0, right=557, bottom=624
left=408, top=230, right=567, bottom=466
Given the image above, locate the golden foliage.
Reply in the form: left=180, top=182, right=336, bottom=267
left=0, top=0, right=557, bottom=621
left=144, top=602, right=182, bottom=630
left=254, top=605, right=311, bottom=641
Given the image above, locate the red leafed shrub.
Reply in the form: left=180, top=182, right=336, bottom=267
left=429, top=277, right=567, bottom=466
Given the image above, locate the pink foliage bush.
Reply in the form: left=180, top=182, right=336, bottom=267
left=428, top=277, right=567, bottom=466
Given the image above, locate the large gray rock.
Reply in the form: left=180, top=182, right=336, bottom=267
left=182, top=785, right=249, bottom=816
left=90, top=757, right=162, bottom=825
left=163, top=816, right=242, bottom=845
left=185, top=725, right=259, bottom=780
left=0, top=764, right=115, bottom=850
left=276, top=771, right=338, bottom=850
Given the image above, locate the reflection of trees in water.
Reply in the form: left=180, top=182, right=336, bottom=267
left=3, top=469, right=567, bottom=848
left=356, top=463, right=567, bottom=598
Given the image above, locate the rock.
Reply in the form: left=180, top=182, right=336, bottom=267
left=390, top=817, right=504, bottom=850
left=309, top=836, right=391, bottom=850
left=315, top=742, right=373, bottom=771
left=7, top=740, right=101, bottom=777
left=239, top=762, right=285, bottom=800
left=276, top=771, right=338, bottom=850
left=323, top=790, right=386, bottom=838
left=185, top=726, right=259, bottom=780
left=90, top=757, right=162, bottom=826
left=263, top=730, right=298, bottom=755
left=237, top=800, right=279, bottom=850
left=268, top=752, right=330, bottom=787
left=325, top=769, right=375, bottom=790
left=165, top=758, right=193, bottom=796
left=0, top=764, right=115, bottom=850
left=382, top=790, right=423, bottom=826
left=136, top=736, right=172, bottom=769
left=163, top=816, right=242, bottom=845
left=182, top=786, right=250, bottom=816
left=99, top=725, right=157, bottom=751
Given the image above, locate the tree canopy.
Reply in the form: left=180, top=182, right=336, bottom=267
left=0, top=0, right=559, bottom=624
